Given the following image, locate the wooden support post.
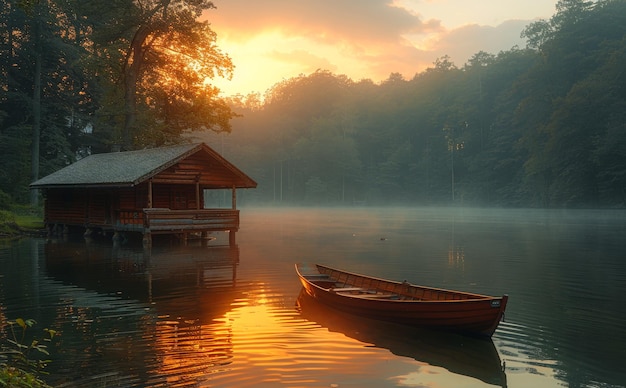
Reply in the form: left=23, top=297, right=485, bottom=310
left=229, top=230, right=236, bottom=246
left=196, top=180, right=200, bottom=210
left=231, top=186, right=237, bottom=209
left=147, top=271, right=153, bottom=302
left=148, top=180, right=153, bottom=208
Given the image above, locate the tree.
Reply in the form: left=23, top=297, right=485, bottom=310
left=552, top=0, right=594, bottom=28
left=1, top=0, right=91, bottom=205
left=293, top=116, right=361, bottom=203
left=517, top=0, right=626, bottom=206
left=82, top=0, right=234, bottom=149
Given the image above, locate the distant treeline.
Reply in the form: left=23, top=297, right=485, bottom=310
left=2, top=0, right=625, bottom=208
left=206, top=0, right=626, bottom=208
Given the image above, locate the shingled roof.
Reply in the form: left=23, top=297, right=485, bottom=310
left=30, top=143, right=257, bottom=189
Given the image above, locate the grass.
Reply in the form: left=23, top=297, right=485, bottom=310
left=15, top=214, right=44, bottom=230
left=0, top=210, right=44, bottom=236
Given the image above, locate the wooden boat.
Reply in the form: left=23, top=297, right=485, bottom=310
left=295, top=263, right=508, bottom=338
left=296, top=290, right=507, bottom=387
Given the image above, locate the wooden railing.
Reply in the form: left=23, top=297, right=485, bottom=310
left=141, top=208, right=240, bottom=233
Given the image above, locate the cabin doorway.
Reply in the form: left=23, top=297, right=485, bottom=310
left=172, top=190, right=189, bottom=210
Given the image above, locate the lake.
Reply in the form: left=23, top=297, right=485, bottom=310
left=1, top=207, right=625, bottom=387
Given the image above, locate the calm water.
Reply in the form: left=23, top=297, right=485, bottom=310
left=1, top=207, right=625, bottom=387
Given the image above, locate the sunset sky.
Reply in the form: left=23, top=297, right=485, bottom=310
left=204, top=0, right=558, bottom=97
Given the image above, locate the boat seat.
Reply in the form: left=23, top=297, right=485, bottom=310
left=304, top=274, right=331, bottom=279
left=352, top=293, right=395, bottom=299
left=331, top=287, right=365, bottom=293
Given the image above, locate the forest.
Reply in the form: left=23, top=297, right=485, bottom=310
left=2, top=0, right=626, bottom=209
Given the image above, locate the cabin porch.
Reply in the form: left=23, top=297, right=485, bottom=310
left=114, top=208, right=240, bottom=245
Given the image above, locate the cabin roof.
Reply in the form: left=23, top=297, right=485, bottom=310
left=30, top=143, right=257, bottom=189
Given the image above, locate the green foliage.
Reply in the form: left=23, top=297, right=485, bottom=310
left=0, top=210, right=16, bottom=225
left=0, top=318, right=57, bottom=388
left=0, top=210, right=20, bottom=236
left=516, top=0, right=626, bottom=206
left=75, top=0, right=234, bottom=149
left=0, top=366, right=50, bottom=388
left=0, top=192, right=12, bottom=211
left=1, top=0, right=235, bottom=204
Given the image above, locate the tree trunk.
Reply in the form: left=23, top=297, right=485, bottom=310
left=30, top=18, right=42, bottom=207
left=123, top=26, right=151, bottom=150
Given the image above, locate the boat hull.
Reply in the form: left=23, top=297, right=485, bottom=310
left=296, top=263, right=508, bottom=337
left=296, top=290, right=508, bottom=386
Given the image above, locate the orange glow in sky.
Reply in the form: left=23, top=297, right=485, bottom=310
left=204, top=0, right=558, bottom=97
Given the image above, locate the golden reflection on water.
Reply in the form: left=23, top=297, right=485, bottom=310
left=218, top=298, right=411, bottom=387
left=146, top=272, right=509, bottom=387
left=147, top=285, right=443, bottom=387
left=153, top=316, right=234, bottom=386
left=148, top=284, right=507, bottom=387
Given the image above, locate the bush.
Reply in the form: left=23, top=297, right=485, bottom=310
left=0, top=210, right=18, bottom=235
left=0, top=318, right=56, bottom=388
left=0, top=210, right=15, bottom=224
left=0, top=191, right=12, bottom=211
left=0, top=365, right=52, bottom=388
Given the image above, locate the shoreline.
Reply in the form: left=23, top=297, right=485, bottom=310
left=0, top=222, right=47, bottom=239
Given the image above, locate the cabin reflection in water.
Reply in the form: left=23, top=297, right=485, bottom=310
left=43, top=237, right=242, bottom=386
left=44, top=237, right=240, bottom=300
left=296, top=290, right=508, bottom=388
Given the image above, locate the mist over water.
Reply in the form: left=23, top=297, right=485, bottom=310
left=1, top=207, right=625, bottom=387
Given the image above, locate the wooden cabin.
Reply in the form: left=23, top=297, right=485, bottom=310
left=30, top=143, right=257, bottom=244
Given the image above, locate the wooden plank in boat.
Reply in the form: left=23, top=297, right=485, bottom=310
left=331, top=287, right=365, bottom=292
left=351, top=293, right=395, bottom=299
left=303, top=274, right=330, bottom=279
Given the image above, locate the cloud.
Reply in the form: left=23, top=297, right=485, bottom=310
left=429, top=20, right=530, bottom=67
left=205, top=0, right=540, bottom=95
left=267, top=49, right=338, bottom=74
left=208, top=0, right=441, bottom=45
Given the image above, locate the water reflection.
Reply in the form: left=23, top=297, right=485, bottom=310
left=2, top=207, right=625, bottom=387
left=41, top=237, right=243, bottom=387
left=296, top=289, right=508, bottom=387
left=45, top=238, right=239, bottom=301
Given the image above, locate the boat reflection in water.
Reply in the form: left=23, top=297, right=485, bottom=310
left=296, top=289, right=508, bottom=388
